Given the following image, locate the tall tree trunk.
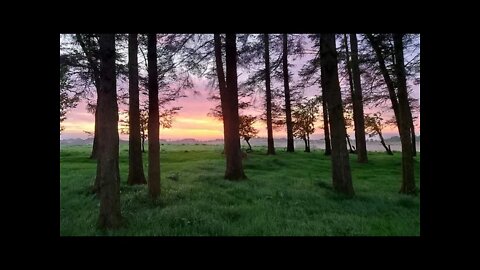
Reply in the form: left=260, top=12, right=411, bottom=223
left=349, top=33, right=368, bottom=163
left=147, top=33, right=160, bottom=198
left=214, top=34, right=229, bottom=156
left=320, top=64, right=332, bottom=156
left=378, top=131, right=393, bottom=155
left=264, top=34, right=275, bottom=155
left=410, top=110, right=417, bottom=157
left=223, top=34, right=246, bottom=180
left=127, top=33, right=147, bottom=185
left=141, top=135, right=145, bottom=153
left=320, top=33, right=354, bottom=197
left=342, top=35, right=357, bottom=154
left=90, top=110, right=99, bottom=159
left=393, top=34, right=416, bottom=195
left=91, top=108, right=100, bottom=194
left=366, top=34, right=401, bottom=126
left=97, top=34, right=122, bottom=229
left=76, top=34, right=100, bottom=161
left=282, top=34, right=294, bottom=152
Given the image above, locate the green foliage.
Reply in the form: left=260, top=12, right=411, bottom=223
left=239, top=115, right=259, bottom=142
left=60, top=144, right=420, bottom=236
left=364, top=112, right=384, bottom=137
left=292, top=97, right=319, bottom=140
left=60, top=55, right=79, bottom=133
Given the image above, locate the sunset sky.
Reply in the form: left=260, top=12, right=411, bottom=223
left=60, top=34, right=420, bottom=141
left=60, top=77, right=420, bottom=141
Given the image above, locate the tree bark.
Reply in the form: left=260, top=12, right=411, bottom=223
left=320, top=33, right=354, bottom=197
left=393, top=34, right=416, bottom=195
left=264, top=34, right=275, bottom=155
left=223, top=34, right=246, bottom=180
left=320, top=62, right=332, bottom=156
left=214, top=34, right=229, bottom=157
left=282, top=34, right=294, bottom=152
left=349, top=33, right=368, bottom=163
left=127, top=33, right=147, bottom=185
left=147, top=33, right=160, bottom=198
left=97, top=34, right=122, bottom=229
left=91, top=108, right=100, bottom=194
left=90, top=110, right=99, bottom=160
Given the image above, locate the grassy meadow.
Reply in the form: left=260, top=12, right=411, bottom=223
left=60, top=143, right=420, bottom=236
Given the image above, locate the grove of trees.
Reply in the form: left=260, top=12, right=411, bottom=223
left=60, top=33, right=420, bottom=229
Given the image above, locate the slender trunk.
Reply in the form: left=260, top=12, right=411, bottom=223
left=214, top=34, right=229, bottom=157
left=410, top=110, right=417, bottom=157
left=320, top=33, right=354, bottom=197
left=147, top=33, right=160, bottom=198
left=264, top=34, right=275, bottom=155
left=246, top=138, right=252, bottom=152
left=346, top=134, right=354, bottom=153
left=349, top=33, right=368, bottom=163
left=342, top=35, right=356, bottom=154
left=97, top=34, right=122, bottom=229
left=142, top=136, right=145, bottom=153
left=76, top=35, right=100, bottom=162
left=303, top=137, right=308, bottom=152
left=90, top=110, right=99, bottom=159
left=127, top=33, right=146, bottom=185
left=366, top=34, right=401, bottom=125
left=224, top=34, right=246, bottom=180
left=91, top=108, right=100, bottom=194
left=320, top=68, right=332, bottom=156
left=343, top=34, right=356, bottom=106
left=393, top=34, right=415, bottom=194
left=283, top=34, right=294, bottom=152
left=378, top=131, right=393, bottom=155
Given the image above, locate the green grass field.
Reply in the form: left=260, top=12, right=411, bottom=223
left=60, top=143, right=420, bottom=236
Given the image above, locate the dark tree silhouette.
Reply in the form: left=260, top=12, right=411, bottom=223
left=213, top=34, right=229, bottom=155
left=147, top=33, right=160, bottom=198
left=364, top=113, right=393, bottom=155
left=292, top=98, right=319, bottom=152
left=222, top=34, right=246, bottom=180
left=320, top=68, right=332, bottom=156
left=239, top=115, right=259, bottom=152
left=264, top=34, right=275, bottom=155
left=282, top=34, right=294, bottom=152
left=96, top=34, right=122, bottom=229
left=320, top=33, right=354, bottom=197
left=393, top=33, right=415, bottom=194
left=74, top=34, right=102, bottom=160
left=127, top=33, right=147, bottom=185
left=348, top=33, right=368, bottom=163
